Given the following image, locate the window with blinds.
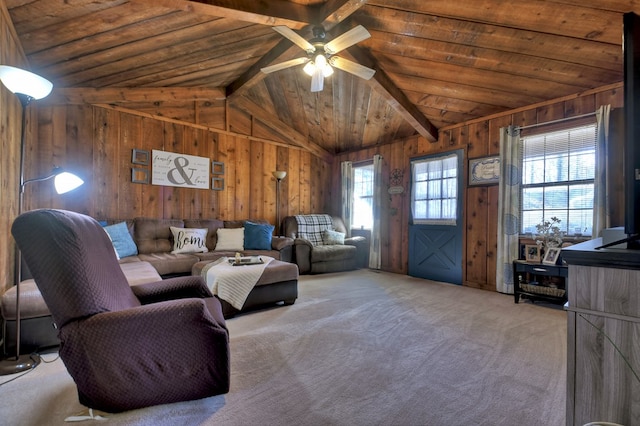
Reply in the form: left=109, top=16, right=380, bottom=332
left=520, top=124, right=596, bottom=237
left=411, top=153, right=458, bottom=225
left=352, top=163, right=374, bottom=229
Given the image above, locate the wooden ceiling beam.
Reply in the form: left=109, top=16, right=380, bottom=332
left=345, top=46, right=438, bottom=142
left=319, top=0, right=368, bottom=30
left=131, top=0, right=310, bottom=29
left=41, top=87, right=226, bottom=105
left=226, top=39, right=301, bottom=98
left=231, top=96, right=333, bottom=162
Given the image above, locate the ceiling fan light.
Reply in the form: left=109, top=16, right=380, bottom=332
left=303, top=61, right=316, bottom=76
left=310, top=67, right=324, bottom=92
left=322, top=63, right=334, bottom=77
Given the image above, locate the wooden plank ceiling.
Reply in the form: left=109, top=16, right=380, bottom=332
left=4, top=0, right=629, bottom=155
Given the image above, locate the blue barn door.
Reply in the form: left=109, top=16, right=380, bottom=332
left=408, top=150, right=463, bottom=285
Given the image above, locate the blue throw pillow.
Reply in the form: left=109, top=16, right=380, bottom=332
left=244, top=221, right=274, bottom=250
left=103, top=221, right=138, bottom=258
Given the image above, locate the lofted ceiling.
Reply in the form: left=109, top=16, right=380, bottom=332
left=4, top=0, right=630, bottom=156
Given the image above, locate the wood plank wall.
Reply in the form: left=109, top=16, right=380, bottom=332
left=332, top=84, right=623, bottom=291
left=24, top=103, right=332, bottom=231
left=0, top=0, right=30, bottom=293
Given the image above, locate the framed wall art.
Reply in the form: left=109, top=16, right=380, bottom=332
left=469, top=155, right=500, bottom=186
left=151, top=149, right=210, bottom=189
left=131, top=168, right=149, bottom=184
left=132, top=149, right=149, bottom=165
left=212, top=177, right=224, bottom=191
left=212, top=161, right=225, bottom=175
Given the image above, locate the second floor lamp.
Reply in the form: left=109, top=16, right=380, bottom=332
left=272, top=171, right=287, bottom=235
left=0, top=65, right=84, bottom=375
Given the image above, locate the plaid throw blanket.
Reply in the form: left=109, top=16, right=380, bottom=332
left=295, top=214, right=333, bottom=246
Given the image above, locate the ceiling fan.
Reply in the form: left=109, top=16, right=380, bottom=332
left=261, top=25, right=376, bottom=92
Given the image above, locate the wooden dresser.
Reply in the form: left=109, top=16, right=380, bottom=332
left=561, top=239, right=640, bottom=426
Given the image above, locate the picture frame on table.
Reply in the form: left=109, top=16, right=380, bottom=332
left=542, top=247, right=561, bottom=265
left=525, top=244, right=540, bottom=262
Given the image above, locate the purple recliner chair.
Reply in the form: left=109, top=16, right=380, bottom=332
left=11, top=209, right=230, bottom=412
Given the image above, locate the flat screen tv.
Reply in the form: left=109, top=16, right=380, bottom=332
left=623, top=12, right=640, bottom=249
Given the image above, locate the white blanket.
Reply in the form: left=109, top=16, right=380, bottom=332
left=201, top=256, right=274, bottom=310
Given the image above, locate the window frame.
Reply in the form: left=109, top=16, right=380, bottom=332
left=410, top=152, right=459, bottom=226
left=519, top=123, right=597, bottom=237
left=351, top=161, right=374, bottom=230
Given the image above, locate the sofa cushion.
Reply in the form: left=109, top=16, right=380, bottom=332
left=184, top=219, right=224, bottom=251
left=136, top=252, right=199, bottom=276
left=215, top=228, right=244, bottom=251
left=134, top=218, right=184, bottom=254
left=170, top=227, right=208, bottom=254
left=244, top=221, right=274, bottom=250
left=103, top=221, right=138, bottom=258
left=310, top=244, right=356, bottom=262
left=322, top=229, right=345, bottom=245
left=119, top=261, right=162, bottom=286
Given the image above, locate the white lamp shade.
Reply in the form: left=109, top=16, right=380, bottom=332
left=0, top=65, right=53, bottom=100
left=54, top=172, right=84, bottom=194
left=272, top=171, right=287, bottom=180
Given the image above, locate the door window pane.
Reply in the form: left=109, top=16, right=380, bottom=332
left=411, top=154, right=458, bottom=225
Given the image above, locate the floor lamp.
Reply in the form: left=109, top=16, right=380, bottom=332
left=272, top=171, right=287, bottom=236
left=0, top=65, right=82, bottom=375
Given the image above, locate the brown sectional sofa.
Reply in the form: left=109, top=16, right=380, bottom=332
left=112, top=217, right=294, bottom=276
left=1, top=216, right=295, bottom=355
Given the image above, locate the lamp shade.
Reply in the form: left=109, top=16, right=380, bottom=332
left=54, top=171, right=84, bottom=194
left=0, top=65, right=53, bottom=100
left=272, top=171, right=287, bottom=180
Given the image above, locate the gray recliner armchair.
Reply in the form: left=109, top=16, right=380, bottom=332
left=282, top=214, right=368, bottom=274
left=11, top=209, right=230, bottom=413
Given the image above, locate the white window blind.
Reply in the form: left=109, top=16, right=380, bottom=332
left=520, top=124, right=596, bottom=237
left=352, top=163, right=373, bottom=229
left=411, top=154, right=458, bottom=225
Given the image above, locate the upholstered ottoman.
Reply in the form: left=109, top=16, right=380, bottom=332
left=192, top=259, right=298, bottom=318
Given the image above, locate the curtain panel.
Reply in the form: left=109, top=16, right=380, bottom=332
left=593, top=104, right=611, bottom=238
left=496, top=126, right=521, bottom=294
left=369, top=154, right=383, bottom=270
left=341, top=161, right=353, bottom=236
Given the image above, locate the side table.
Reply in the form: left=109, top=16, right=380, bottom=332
left=512, top=260, right=568, bottom=304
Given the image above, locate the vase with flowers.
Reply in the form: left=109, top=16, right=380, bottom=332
left=534, top=216, right=564, bottom=261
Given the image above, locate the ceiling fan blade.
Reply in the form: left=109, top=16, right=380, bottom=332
left=261, top=57, right=310, bottom=74
left=324, top=25, right=371, bottom=55
left=329, top=56, right=376, bottom=80
left=273, top=26, right=315, bottom=53
left=310, top=67, right=324, bottom=92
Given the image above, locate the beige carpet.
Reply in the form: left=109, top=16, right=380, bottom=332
left=0, top=270, right=567, bottom=426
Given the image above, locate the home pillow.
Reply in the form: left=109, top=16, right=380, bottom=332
left=103, top=221, right=138, bottom=258
left=214, top=227, right=245, bottom=251
left=244, top=221, right=274, bottom=250
left=170, top=227, right=208, bottom=254
left=322, top=229, right=345, bottom=245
